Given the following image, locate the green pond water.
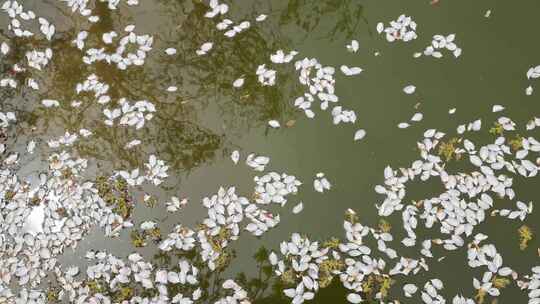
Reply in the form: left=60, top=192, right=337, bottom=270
left=2, top=0, right=540, bottom=302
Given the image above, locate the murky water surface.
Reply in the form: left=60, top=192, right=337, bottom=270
left=1, top=0, right=540, bottom=303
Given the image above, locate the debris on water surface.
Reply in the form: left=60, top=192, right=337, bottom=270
left=313, top=172, right=331, bottom=193
left=0, top=1, right=539, bottom=304
left=403, top=85, right=416, bottom=94
left=346, top=40, right=359, bottom=53
left=377, top=15, right=418, bottom=42
left=268, top=120, right=280, bottom=128
left=437, top=137, right=462, bottom=161
left=354, top=129, right=366, bottom=141
left=518, top=225, right=533, bottom=250
left=340, top=65, right=363, bottom=76
left=292, top=201, right=303, bottom=214
left=233, top=77, right=245, bottom=88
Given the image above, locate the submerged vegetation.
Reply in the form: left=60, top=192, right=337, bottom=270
left=489, top=122, right=504, bottom=136
left=437, top=137, right=462, bottom=162
left=518, top=225, right=534, bottom=251
left=96, top=176, right=134, bottom=220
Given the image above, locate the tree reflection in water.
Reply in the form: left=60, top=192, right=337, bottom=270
left=279, top=0, right=368, bottom=40
left=3, top=0, right=365, bottom=174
